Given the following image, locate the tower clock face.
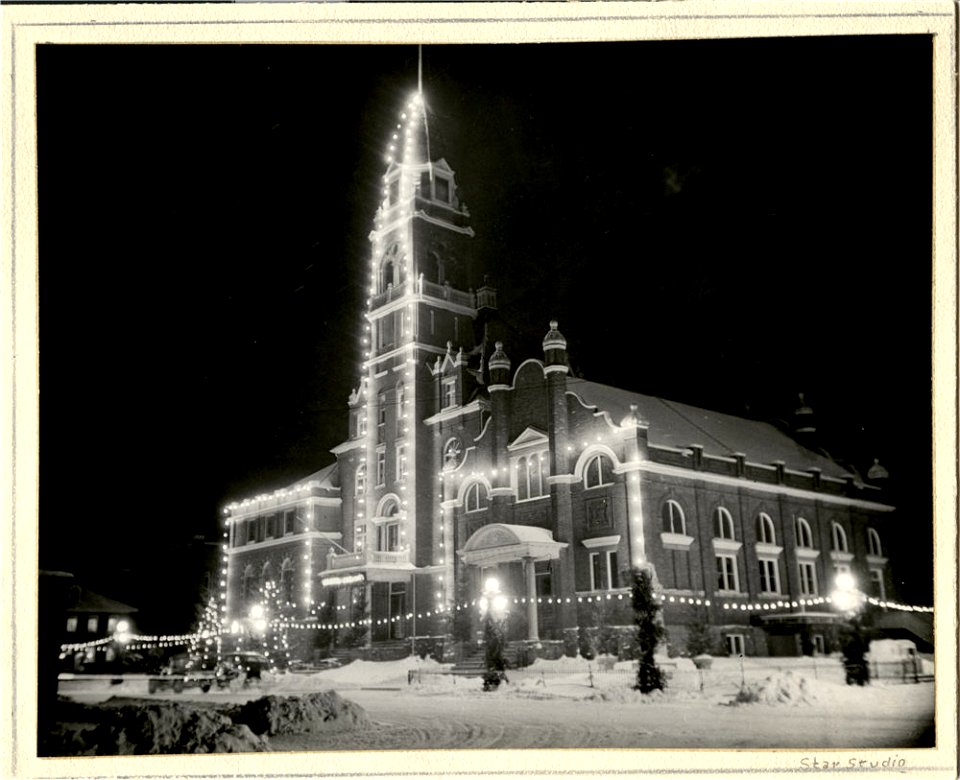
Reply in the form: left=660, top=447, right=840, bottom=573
left=443, top=437, right=464, bottom=469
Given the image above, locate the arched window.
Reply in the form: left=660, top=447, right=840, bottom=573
left=831, top=522, right=848, bottom=553
left=280, top=559, right=295, bottom=605
left=379, top=499, right=399, bottom=518
left=584, top=455, right=612, bottom=489
left=516, top=452, right=548, bottom=500
left=260, top=563, right=273, bottom=595
left=464, top=482, right=488, bottom=513
left=867, top=528, right=882, bottom=557
left=241, top=566, right=256, bottom=601
left=795, top=517, right=814, bottom=549
left=355, top=463, right=366, bottom=496
left=757, top=513, right=776, bottom=545
left=713, top=507, right=735, bottom=540
left=661, top=500, right=686, bottom=535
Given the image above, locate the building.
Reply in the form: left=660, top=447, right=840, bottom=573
left=58, top=580, right=138, bottom=672
left=221, top=89, right=900, bottom=659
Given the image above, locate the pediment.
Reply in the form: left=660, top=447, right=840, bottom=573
left=507, top=426, right=549, bottom=452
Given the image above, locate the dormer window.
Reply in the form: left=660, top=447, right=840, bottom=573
left=434, top=176, right=450, bottom=203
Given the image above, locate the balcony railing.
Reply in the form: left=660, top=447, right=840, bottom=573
left=369, top=278, right=483, bottom=313
left=326, top=548, right=411, bottom=570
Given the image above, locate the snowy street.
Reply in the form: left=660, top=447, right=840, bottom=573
left=59, top=656, right=935, bottom=750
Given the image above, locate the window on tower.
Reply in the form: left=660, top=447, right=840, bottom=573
left=376, top=447, right=386, bottom=486
left=442, top=378, right=457, bottom=409
left=434, top=176, right=450, bottom=203
left=378, top=392, right=387, bottom=442
left=419, top=170, right=432, bottom=199
left=396, top=444, right=406, bottom=482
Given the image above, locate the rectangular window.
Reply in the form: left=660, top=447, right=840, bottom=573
left=389, top=178, right=399, bottom=205
left=535, top=561, right=552, bottom=596
left=284, top=510, right=296, bottom=535
left=758, top=558, right=780, bottom=594
left=869, top=568, right=885, bottom=600
left=86, top=617, right=98, bottom=634
left=443, top=379, right=457, bottom=409
left=419, top=171, right=431, bottom=198
left=799, top=561, right=818, bottom=596
left=813, top=634, right=826, bottom=655
left=589, top=550, right=617, bottom=590
left=66, top=617, right=78, bottom=633
left=247, top=520, right=257, bottom=544
left=265, top=514, right=276, bottom=539
left=379, top=522, right=400, bottom=552
left=396, top=444, right=406, bottom=481
left=107, top=617, right=117, bottom=633
left=435, top=176, right=450, bottom=202
left=358, top=413, right=367, bottom=437
left=430, top=310, right=435, bottom=335
left=376, top=448, right=386, bottom=486
left=377, top=393, right=387, bottom=443
left=726, top=634, right=745, bottom=656
left=716, top=554, right=739, bottom=592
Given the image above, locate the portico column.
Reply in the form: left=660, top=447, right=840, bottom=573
left=524, top=557, right=539, bottom=641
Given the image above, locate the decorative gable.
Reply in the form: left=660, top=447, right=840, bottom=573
left=507, top=426, right=549, bottom=452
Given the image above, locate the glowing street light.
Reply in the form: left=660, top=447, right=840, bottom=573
left=479, top=576, right=509, bottom=691
left=249, top=604, right=268, bottom=635
left=111, top=619, right=132, bottom=646
left=831, top=571, right=865, bottom=615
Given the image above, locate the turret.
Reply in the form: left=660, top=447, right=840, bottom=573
left=542, top=320, right=568, bottom=373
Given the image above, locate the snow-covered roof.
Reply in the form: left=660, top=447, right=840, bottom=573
left=68, top=587, right=138, bottom=615
left=288, top=461, right=339, bottom=491
left=568, top=379, right=852, bottom=480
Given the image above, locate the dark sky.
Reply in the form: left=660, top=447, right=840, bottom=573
left=37, top=38, right=933, bottom=627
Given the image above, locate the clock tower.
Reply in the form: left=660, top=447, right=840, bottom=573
left=327, top=89, right=496, bottom=638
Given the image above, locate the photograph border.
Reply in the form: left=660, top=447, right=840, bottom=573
left=3, top=2, right=957, bottom=778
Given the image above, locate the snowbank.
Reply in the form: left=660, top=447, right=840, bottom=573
left=283, top=657, right=451, bottom=688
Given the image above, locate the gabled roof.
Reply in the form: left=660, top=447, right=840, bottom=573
left=568, top=379, right=853, bottom=480
left=289, top=461, right=339, bottom=491
left=69, top=587, right=138, bottom=615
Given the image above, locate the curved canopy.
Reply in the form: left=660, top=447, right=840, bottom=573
left=459, top=523, right=567, bottom=566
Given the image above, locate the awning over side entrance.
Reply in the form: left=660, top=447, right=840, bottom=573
left=458, top=523, right=567, bottom=566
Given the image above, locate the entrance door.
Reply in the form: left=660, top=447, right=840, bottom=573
left=389, top=584, right=406, bottom=640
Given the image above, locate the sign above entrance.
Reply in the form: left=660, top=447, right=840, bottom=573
left=321, top=573, right=366, bottom=588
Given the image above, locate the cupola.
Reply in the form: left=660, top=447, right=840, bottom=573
left=542, top=320, right=568, bottom=371
left=488, top=341, right=511, bottom=387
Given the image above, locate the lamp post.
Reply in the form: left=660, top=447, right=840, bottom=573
left=831, top=572, right=869, bottom=685
left=479, top=577, right=509, bottom=691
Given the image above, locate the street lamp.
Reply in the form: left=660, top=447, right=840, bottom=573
left=479, top=577, right=509, bottom=691
left=830, top=572, right=869, bottom=685
left=249, top=604, right=268, bottom=635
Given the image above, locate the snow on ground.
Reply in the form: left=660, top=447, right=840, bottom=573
left=59, top=656, right=935, bottom=750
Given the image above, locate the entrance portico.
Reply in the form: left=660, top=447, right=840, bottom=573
left=458, top=524, right=567, bottom=641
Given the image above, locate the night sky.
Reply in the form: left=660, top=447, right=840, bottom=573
left=37, top=38, right=933, bottom=629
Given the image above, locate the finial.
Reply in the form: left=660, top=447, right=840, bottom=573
left=495, top=341, right=503, bottom=350
left=550, top=320, right=558, bottom=330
